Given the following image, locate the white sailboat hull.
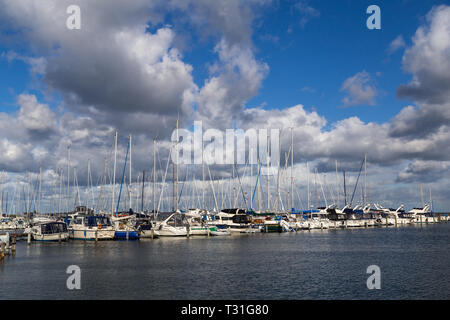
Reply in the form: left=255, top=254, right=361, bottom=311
left=154, top=226, right=187, bottom=237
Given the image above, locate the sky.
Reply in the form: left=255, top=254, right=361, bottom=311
left=0, top=0, right=449, bottom=212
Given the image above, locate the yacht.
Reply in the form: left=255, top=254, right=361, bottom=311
left=153, top=212, right=188, bottom=237
left=111, top=214, right=140, bottom=240
left=406, top=205, right=435, bottom=223
left=185, top=209, right=211, bottom=236
left=209, top=208, right=253, bottom=233
left=353, top=204, right=378, bottom=227
left=68, top=215, right=115, bottom=240
left=374, top=204, right=412, bottom=225
left=0, top=215, right=26, bottom=236
left=300, top=208, right=331, bottom=230
left=188, top=211, right=232, bottom=236
left=326, top=205, right=364, bottom=228
left=30, top=221, right=69, bottom=241
left=263, top=215, right=295, bottom=232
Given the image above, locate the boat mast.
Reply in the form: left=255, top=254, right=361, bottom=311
left=429, top=187, right=432, bottom=211
left=202, top=134, right=205, bottom=210
left=74, top=167, right=81, bottom=208
left=314, top=166, right=318, bottom=209
left=250, top=147, right=253, bottom=210
left=27, top=171, right=31, bottom=215
left=257, top=156, right=261, bottom=212
left=57, top=169, right=61, bottom=215
left=307, top=162, right=310, bottom=210
left=207, top=164, right=219, bottom=211
left=172, top=124, right=176, bottom=212
left=276, top=131, right=281, bottom=211
left=153, top=139, right=156, bottom=216
left=141, top=170, right=145, bottom=212
left=67, top=145, right=70, bottom=215
left=0, top=172, right=3, bottom=216
left=116, top=138, right=130, bottom=215
left=343, top=170, right=347, bottom=206
left=335, top=160, right=339, bottom=207
left=38, top=165, right=42, bottom=214
left=176, top=120, right=179, bottom=212
left=420, top=184, right=424, bottom=208
left=266, top=130, right=270, bottom=211
left=86, top=159, right=90, bottom=210
left=319, top=171, right=328, bottom=208
left=290, top=127, right=294, bottom=212
left=364, top=153, right=367, bottom=207
left=112, top=131, right=117, bottom=216
left=129, top=134, right=132, bottom=211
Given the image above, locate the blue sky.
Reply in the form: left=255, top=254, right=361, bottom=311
left=177, top=0, right=443, bottom=124
left=0, top=1, right=444, bottom=122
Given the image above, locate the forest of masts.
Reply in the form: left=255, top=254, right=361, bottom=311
left=0, top=126, right=432, bottom=216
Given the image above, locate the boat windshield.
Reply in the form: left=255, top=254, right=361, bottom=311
left=41, top=222, right=68, bottom=234
left=232, top=214, right=250, bottom=224
left=167, top=214, right=187, bottom=227
left=84, top=216, right=111, bottom=227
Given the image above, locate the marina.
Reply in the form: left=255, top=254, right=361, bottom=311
left=0, top=125, right=448, bottom=301
left=1, top=0, right=450, bottom=303
left=1, top=127, right=446, bottom=243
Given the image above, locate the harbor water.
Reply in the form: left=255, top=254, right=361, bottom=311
left=1, top=223, right=449, bottom=300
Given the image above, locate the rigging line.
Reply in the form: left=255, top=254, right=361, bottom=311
left=234, top=163, right=248, bottom=209
left=251, top=155, right=262, bottom=208
left=116, top=140, right=130, bottom=215
left=177, top=164, right=189, bottom=208
left=350, top=159, right=365, bottom=206
left=157, top=147, right=172, bottom=213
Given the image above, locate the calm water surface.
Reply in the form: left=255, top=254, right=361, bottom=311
left=1, top=223, right=449, bottom=299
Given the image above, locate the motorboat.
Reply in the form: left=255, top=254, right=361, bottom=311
left=30, top=221, right=69, bottom=241
left=406, top=205, right=435, bottom=223
left=353, top=204, right=378, bottom=227
left=185, top=209, right=211, bottom=236
left=374, top=204, right=412, bottom=225
left=0, top=216, right=26, bottom=236
left=208, top=208, right=253, bottom=233
left=68, top=215, right=115, bottom=240
left=111, top=214, right=140, bottom=240
left=136, top=222, right=158, bottom=238
left=299, top=208, right=330, bottom=230
left=153, top=212, right=188, bottom=237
